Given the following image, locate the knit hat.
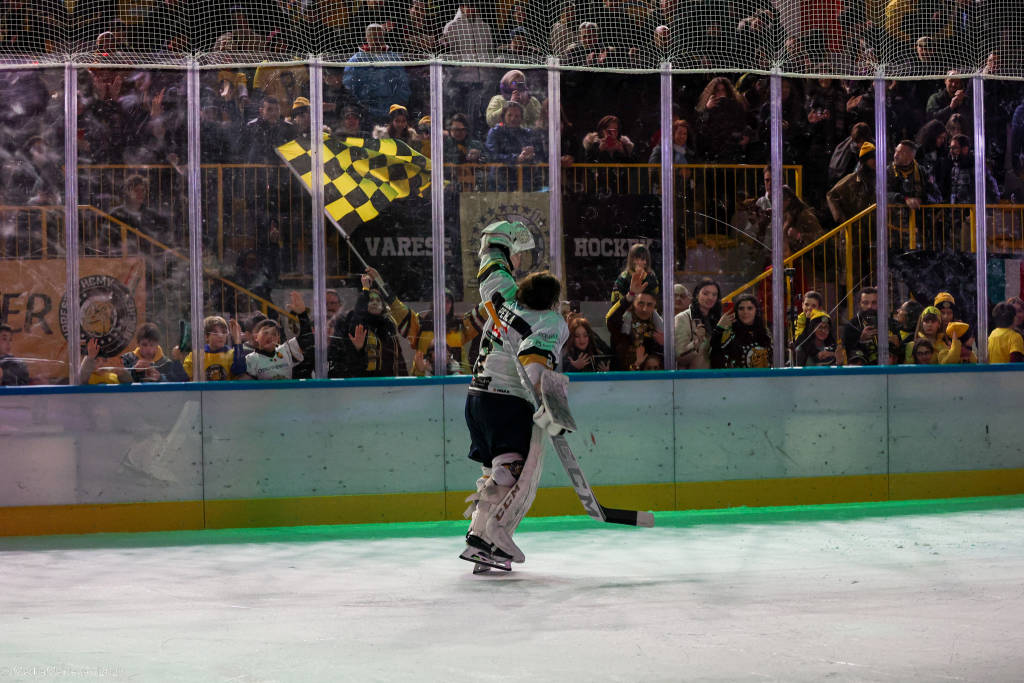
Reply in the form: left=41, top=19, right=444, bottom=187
left=388, top=104, right=408, bottom=117
left=933, top=291, right=955, bottom=308
left=859, top=141, right=876, bottom=158
left=921, top=305, right=941, bottom=319
left=291, top=96, right=310, bottom=114
left=946, top=321, right=969, bottom=339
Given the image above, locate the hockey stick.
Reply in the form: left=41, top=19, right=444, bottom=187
left=510, top=355, right=655, bottom=528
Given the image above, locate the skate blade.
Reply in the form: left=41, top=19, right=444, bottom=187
left=473, top=563, right=492, bottom=574
left=459, top=547, right=511, bottom=572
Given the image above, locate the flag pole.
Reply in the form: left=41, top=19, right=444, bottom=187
left=274, top=146, right=371, bottom=271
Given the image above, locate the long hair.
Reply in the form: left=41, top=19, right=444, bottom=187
left=596, top=114, right=620, bottom=136
left=695, top=76, right=746, bottom=112
left=795, top=313, right=835, bottom=353
left=624, top=243, right=650, bottom=274
left=915, top=119, right=947, bottom=152
left=689, top=277, right=722, bottom=325
left=732, top=293, right=767, bottom=333
left=567, top=316, right=600, bottom=357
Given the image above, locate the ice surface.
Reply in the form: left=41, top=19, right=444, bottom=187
left=3, top=499, right=1024, bottom=682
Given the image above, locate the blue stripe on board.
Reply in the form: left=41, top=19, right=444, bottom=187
left=2, top=362, right=1023, bottom=396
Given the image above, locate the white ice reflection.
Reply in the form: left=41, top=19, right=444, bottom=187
left=3, top=503, right=1024, bottom=682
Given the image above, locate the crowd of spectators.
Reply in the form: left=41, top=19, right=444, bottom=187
left=2, top=1, right=1021, bottom=78
left=7, top=4, right=1024, bottom=383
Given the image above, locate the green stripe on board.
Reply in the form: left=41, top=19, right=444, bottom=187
left=3, top=495, right=1024, bottom=550
left=3, top=469, right=1024, bottom=537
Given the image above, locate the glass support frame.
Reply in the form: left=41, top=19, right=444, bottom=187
left=547, top=58, right=563, bottom=282
left=659, top=62, right=675, bottom=369
left=186, top=62, right=205, bottom=378
left=874, top=77, right=890, bottom=365
left=769, top=73, right=785, bottom=368
left=310, top=59, right=329, bottom=379
left=429, top=59, right=447, bottom=375
left=63, top=63, right=81, bottom=385
left=972, top=76, right=989, bottom=361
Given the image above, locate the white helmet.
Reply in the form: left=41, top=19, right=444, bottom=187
left=479, top=220, right=535, bottom=256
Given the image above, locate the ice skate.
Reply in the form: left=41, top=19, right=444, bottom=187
left=459, top=544, right=512, bottom=572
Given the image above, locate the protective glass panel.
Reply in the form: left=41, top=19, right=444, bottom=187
left=984, top=77, right=1024, bottom=364
left=675, top=72, right=772, bottom=370
left=561, top=70, right=661, bottom=373
left=0, top=67, right=65, bottom=385
left=75, top=66, right=192, bottom=384
left=197, top=66, right=310, bottom=381
left=321, top=62, right=433, bottom=378
left=886, top=77, right=977, bottom=367
left=785, top=76, right=874, bottom=368
left=450, top=65, right=547, bottom=375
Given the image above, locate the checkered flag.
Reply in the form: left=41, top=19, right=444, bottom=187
left=276, top=135, right=432, bottom=229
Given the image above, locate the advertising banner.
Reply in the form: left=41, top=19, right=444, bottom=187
left=458, top=191, right=551, bottom=302
left=1, top=258, right=146, bottom=383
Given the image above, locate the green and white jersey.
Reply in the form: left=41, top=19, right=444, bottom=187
left=470, top=247, right=568, bottom=402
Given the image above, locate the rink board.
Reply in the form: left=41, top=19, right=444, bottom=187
left=2, top=366, right=1024, bottom=535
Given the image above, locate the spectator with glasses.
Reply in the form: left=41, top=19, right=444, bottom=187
left=911, top=339, right=936, bottom=365
left=444, top=113, right=484, bottom=164
left=794, top=310, right=838, bottom=367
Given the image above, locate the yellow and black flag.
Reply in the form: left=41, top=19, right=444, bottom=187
left=276, top=135, right=431, bottom=229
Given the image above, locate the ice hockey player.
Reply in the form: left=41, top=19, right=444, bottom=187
left=460, top=220, right=571, bottom=572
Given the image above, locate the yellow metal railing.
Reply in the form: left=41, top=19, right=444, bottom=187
left=724, top=203, right=1024, bottom=325
left=74, top=162, right=805, bottom=283
left=2, top=204, right=294, bottom=339
left=78, top=205, right=295, bottom=322
left=723, top=204, right=877, bottom=321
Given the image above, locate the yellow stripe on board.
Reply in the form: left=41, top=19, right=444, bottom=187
left=890, top=468, right=1024, bottom=500
left=204, top=492, right=445, bottom=530
left=674, top=474, right=890, bottom=510
left=0, top=500, right=204, bottom=537
left=4, top=469, right=1024, bottom=537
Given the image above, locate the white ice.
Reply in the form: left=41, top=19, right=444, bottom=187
left=3, top=504, right=1024, bottom=682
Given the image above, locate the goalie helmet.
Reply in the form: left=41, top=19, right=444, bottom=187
left=479, top=220, right=535, bottom=256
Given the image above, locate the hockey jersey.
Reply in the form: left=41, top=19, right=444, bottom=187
left=183, top=344, right=247, bottom=381
left=245, top=337, right=303, bottom=380
left=470, top=246, right=568, bottom=403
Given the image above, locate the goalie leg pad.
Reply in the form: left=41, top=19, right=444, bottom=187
left=484, top=426, right=546, bottom=563
left=463, top=467, right=492, bottom=519
left=466, top=454, right=521, bottom=542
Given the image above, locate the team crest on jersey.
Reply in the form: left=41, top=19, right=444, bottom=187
left=206, top=364, right=227, bottom=381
